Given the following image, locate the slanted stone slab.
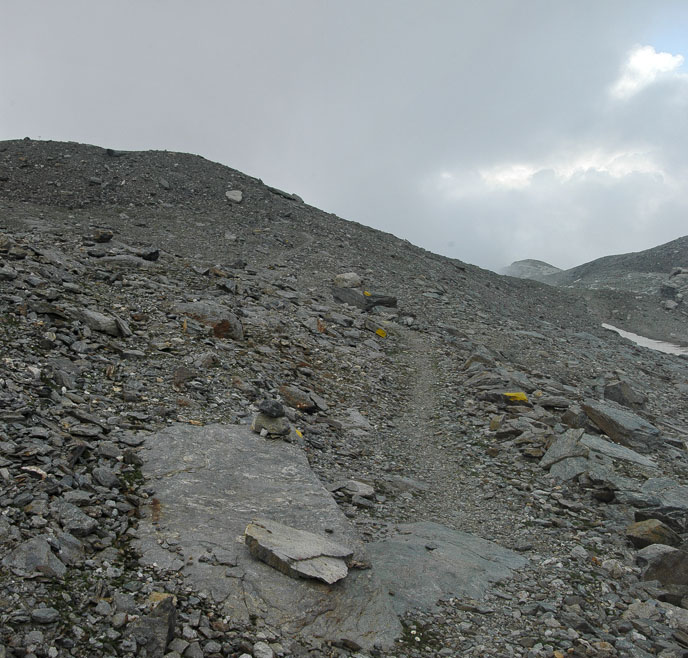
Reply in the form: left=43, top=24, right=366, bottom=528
left=133, top=423, right=400, bottom=650
left=579, top=434, right=658, bottom=470
left=581, top=400, right=661, bottom=454
left=245, top=518, right=353, bottom=584
left=367, top=521, right=527, bottom=615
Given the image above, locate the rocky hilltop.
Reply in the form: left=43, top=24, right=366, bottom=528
left=501, top=260, right=562, bottom=284
left=1, top=138, right=688, bottom=658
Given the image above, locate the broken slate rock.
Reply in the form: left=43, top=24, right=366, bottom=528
left=367, top=521, right=527, bottom=615
left=245, top=518, right=353, bottom=584
left=581, top=400, right=661, bottom=454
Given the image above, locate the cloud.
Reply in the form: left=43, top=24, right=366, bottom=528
left=611, top=45, right=685, bottom=99
left=432, top=148, right=665, bottom=198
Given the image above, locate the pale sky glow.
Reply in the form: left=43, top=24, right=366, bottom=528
left=611, top=45, right=685, bottom=99
left=2, top=1, right=688, bottom=272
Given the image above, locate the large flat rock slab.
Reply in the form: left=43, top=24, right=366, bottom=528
left=367, top=521, right=528, bottom=615
left=133, top=423, right=400, bottom=650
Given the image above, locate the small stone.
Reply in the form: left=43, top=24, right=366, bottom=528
left=252, top=641, right=274, bottom=658
left=225, top=190, right=243, bottom=203
left=333, top=272, right=362, bottom=288
left=251, top=413, right=291, bottom=436
left=258, top=399, right=285, bottom=418
left=31, top=607, right=60, bottom=624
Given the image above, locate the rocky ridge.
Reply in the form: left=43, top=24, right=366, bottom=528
left=0, top=138, right=688, bottom=658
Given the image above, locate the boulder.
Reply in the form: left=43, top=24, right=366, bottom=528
left=625, top=519, right=682, bottom=549
left=581, top=400, right=661, bottom=454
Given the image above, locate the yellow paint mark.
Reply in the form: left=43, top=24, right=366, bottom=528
left=295, top=429, right=303, bottom=437
left=375, top=328, right=387, bottom=338
left=504, top=392, right=528, bottom=403
left=363, top=290, right=371, bottom=296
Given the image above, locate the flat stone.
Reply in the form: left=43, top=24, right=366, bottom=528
left=581, top=400, right=661, bottom=454
left=367, top=521, right=527, bottom=615
left=579, top=434, right=658, bottom=469
left=133, top=423, right=400, bottom=650
left=31, top=607, right=59, bottom=624
left=225, top=190, right=243, bottom=203
left=245, top=518, right=352, bottom=584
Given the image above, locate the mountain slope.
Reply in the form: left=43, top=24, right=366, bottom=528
left=1, top=139, right=688, bottom=657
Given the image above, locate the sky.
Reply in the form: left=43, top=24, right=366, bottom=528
left=2, top=1, right=688, bottom=272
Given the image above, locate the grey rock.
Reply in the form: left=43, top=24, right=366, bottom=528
left=133, top=423, right=400, bottom=650
left=51, top=500, right=98, bottom=536
left=245, top=518, right=353, bottom=584
left=126, top=597, right=176, bottom=658
left=331, top=286, right=397, bottom=311
left=643, top=549, right=688, bottom=587
left=2, top=537, right=66, bottom=578
left=225, top=190, right=243, bottom=202
left=540, top=429, right=587, bottom=469
left=252, top=642, right=274, bottom=658
left=174, top=300, right=243, bottom=340
left=367, top=521, right=527, bottom=615
left=71, top=307, right=120, bottom=336
left=604, top=379, right=646, bottom=409
left=31, top=607, right=59, bottom=623
left=258, top=399, right=285, bottom=418
left=251, top=412, right=291, bottom=436
left=93, top=465, right=120, bottom=489
left=333, top=272, right=362, bottom=288
left=581, top=399, right=661, bottom=453
left=55, top=531, right=85, bottom=566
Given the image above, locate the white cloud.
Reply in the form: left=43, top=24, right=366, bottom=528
left=434, top=148, right=664, bottom=197
left=611, top=45, right=684, bottom=100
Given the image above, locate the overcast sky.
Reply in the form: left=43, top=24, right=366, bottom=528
left=2, top=1, right=688, bottom=271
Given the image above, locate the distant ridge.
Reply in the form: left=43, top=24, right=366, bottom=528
left=501, top=258, right=562, bottom=282
left=546, top=235, right=688, bottom=287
